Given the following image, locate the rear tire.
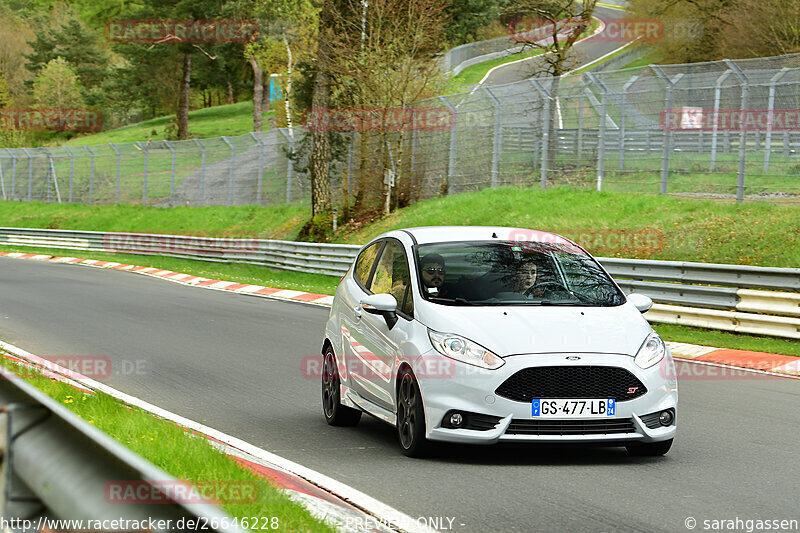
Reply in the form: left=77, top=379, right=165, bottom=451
left=626, top=438, right=673, bottom=457
left=396, top=367, right=431, bottom=457
left=322, top=347, right=361, bottom=426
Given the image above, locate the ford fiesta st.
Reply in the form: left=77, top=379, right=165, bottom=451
left=321, top=227, right=677, bottom=457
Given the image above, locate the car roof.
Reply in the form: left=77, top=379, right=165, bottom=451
left=398, top=226, right=578, bottom=247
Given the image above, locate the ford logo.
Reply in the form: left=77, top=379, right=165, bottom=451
left=565, top=356, right=581, bottom=361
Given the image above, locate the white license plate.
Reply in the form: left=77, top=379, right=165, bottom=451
left=532, top=399, right=616, bottom=418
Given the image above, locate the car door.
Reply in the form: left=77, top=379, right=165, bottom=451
left=347, top=239, right=414, bottom=411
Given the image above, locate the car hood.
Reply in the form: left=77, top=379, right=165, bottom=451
left=417, top=302, right=652, bottom=357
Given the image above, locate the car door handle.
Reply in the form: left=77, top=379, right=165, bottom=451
left=353, top=305, right=362, bottom=320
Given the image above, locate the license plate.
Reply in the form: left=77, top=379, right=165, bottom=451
left=532, top=399, right=616, bottom=418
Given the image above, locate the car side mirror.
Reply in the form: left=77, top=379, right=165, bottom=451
left=627, top=293, right=653, bottom=313
left=360, top=294, right=399, bottom=329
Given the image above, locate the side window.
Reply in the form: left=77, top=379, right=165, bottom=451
left=354, top=241, right=383, bottom=289
left=369, top=241, right=414, bottom=318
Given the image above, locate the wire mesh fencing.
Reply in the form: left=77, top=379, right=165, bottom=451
left=1, top=52, right=799, bottom=208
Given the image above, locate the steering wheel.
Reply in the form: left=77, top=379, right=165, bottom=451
left=524, top=281, right=570, bottom=298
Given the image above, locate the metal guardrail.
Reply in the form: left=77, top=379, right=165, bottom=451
left=1, top=227, right=798, bottom=337
left=0, top=366, right=244, bottom=531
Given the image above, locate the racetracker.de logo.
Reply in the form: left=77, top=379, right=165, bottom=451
left=661, top=108, right=800, bottom=132
left=508, top=17, right=664, bottom=43
left=105, top=20, right=258, bottom=43
left=509, top=228, right=664, bottom=255
left=304, top=107, right=455, bottom=132
left=0, top=108, right=102, bottom=132
left=103, top=233, right=259, bottom=256
left=104, top=480, right=258, bottom=505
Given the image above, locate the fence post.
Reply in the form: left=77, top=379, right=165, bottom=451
left=41, top=147, right=60, bottom=203
left=221, top=136, right=235, bottom=206
left=85, top=145, right=95, bottom=205
left=438, top=96, right=457, bottom=195
left=763, top=68, right=789, bottom=173
left=585, top=73, right=609, bottom=192
left=164, top=140, right=176, bottom=200
left=137, top=141, right=148, bottom=206
left=530, top=79, right=552, bottom=189
left=109, top=143, right=121, bottom=204
left=277, top=128, right=294, bottom=203
left=650, top=66, right=683, bottom=195
left=710, top=70, right=732, bottom=172
left=63, top=147, right=74, bottom=203
left=724, top=60, right=750, bottom=203
left=0, top=151, right=5, bottom=200
left=578, top=80, right=587, bottom=161
left=9, top=149, right=17, bottom=200
left=249, top=132, right=264, bottom=205
left=484, top=87, right=502, bottom=188
left=619, top=75, right=639, bottom=171
left=21, top=147, right=33, bottom=202
left=193, top=139, right=206, bottom=206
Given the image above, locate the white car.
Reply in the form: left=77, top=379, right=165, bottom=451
left=321, top=227, right=677, bottom=457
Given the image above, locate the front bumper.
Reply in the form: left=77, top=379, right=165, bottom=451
left=416, top=351, right=678, bottom=444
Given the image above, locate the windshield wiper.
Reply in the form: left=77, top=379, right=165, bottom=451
left=427, top=296, right=477, bottom=306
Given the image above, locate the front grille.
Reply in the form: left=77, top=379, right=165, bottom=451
left=506, top=418, right=636, bottom=436
left=495, top=366, right=647, bottom=403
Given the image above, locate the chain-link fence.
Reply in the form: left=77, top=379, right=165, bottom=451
left=1, top=52, right=799, bottom=207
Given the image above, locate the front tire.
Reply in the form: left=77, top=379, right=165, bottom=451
left=626, top=438, right=673, bottom=456
left=396, top=367, right=430, bottom=457
left=322, top=347, right=361, bottom=426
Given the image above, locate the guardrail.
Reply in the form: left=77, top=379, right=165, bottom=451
left=0, top=365, right=244, bottom=531
left=1, top=227, right=798, bottom=338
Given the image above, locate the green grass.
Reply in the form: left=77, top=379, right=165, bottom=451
left=620, top=48, right=665, bottom=70
left=0, top=202, right=309, bottom=240
left=0, top=356, right=335, bottom=532
left=654, top=324, right=800, bottom=358
left=66, top=101, right=275, bottom=147
left=335, top=187, right=800, bottom=267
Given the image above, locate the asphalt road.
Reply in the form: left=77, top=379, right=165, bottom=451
left=2, top=256, right=800, bottom=532
left=485, top=6, right=630, bottom=86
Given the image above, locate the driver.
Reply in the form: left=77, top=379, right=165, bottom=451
left=514, top=260, right=538, bottom=294
left=419, top=253, right=446, bottom=295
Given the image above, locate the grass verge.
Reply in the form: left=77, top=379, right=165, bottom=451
left=654, top=324, right=800, bottom=358
left=0, top=355, right=335, bottom=532
left=0, top=245, right=340, bottom=296
left=66, top=101, right=276, bottom=147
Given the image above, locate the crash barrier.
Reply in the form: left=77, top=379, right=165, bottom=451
left=0, top=365, right=245, bottom=531
left=1, top=227, right=798, bottom=338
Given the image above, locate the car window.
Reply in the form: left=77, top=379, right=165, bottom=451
left=354, top=241, right=383, bottom=288
left=415, top=240, right=624, bottom=307
left=369, top=240, right=413, bottom=317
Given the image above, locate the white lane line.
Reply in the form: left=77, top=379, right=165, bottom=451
left=0, top=339, right=435, bottom=533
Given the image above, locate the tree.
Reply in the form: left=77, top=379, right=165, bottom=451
left=716, top=0, right=800, bottom=59
left=315, top=0, right=448, bottom=217
left=444, top=0, right=508, bottom=45
left=627, top=0, right=730, bottom=63
left=0, top=12, right=35, bottom=103
left=32, top=57, right=85, bottom=108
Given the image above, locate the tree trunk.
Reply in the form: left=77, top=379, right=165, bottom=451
left=177, top=52, right=191, bottom=140
left=249, top=53, right=263, bottom=132
left=310, top=64, right=332, bottom=216
left=226, top=79, right=234, bottom=104
left=283, top=37, right=295, bottom=137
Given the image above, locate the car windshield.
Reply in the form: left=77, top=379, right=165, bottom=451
left=416, top=240, right=625, bottom=307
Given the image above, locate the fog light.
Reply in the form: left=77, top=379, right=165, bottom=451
left=449, top=412, right=464, bottom=427
left=659, top=410, right=674, bottom=426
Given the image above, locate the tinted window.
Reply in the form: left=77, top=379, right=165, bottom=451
left=354, top=241, right=383, bottom=288
left=415, top=240, right=624, bottom=307
left=369, top=241, right=413, bottom=317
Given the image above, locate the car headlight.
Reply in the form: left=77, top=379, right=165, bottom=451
left=634, top=332, right=666, bottom=369
left=428, top=330, right=504, bottom=370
